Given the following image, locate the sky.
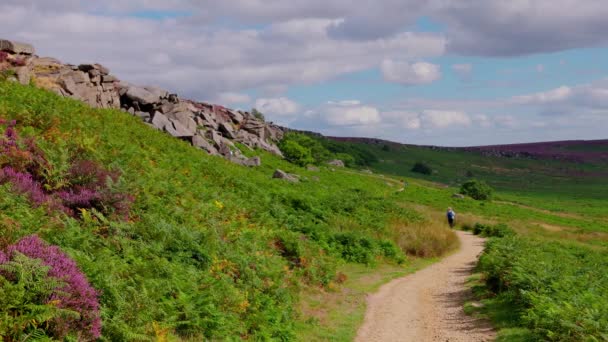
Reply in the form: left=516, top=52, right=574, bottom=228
left=2, top=1, right=608, bottom=146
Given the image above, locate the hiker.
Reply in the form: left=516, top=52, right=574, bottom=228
left=446, top=207, right=456, bottom=228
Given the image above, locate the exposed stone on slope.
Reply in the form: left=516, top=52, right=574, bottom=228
left=0, top=38, right=286, bottom=166
left=327, top=159, right=345, bottom=167
left=0, top=39, right=35, bottom=55
left=273, top=169, right=299, bottom=183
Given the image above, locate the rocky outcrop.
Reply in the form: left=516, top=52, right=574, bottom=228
left=0, top=40, right=35, bottom=55
left=0, top=38, right=285, bottom=166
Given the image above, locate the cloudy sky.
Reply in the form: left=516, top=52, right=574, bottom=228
left=2, top=1, right=608, bottom=146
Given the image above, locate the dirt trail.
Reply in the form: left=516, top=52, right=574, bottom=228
left=356, top=231, right=495, bottom=342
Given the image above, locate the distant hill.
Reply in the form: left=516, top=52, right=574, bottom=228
left=321, top=136, right=608, bottom=200
left=327, top=137, right=608, bottom=163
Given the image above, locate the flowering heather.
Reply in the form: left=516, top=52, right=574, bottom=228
left=0, top=166, right=51, bottom=206
left=0, top=118, right=133, bottom=219
left=0, top=51, right=8, bottom=63
left=2, top=235, right=101, bottom=340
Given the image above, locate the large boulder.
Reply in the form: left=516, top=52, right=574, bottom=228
left=243, top=156, right=261, bottom=167
left=166, top=111, right=198, bottom=133
left=0, top=39, right=35, bottom=55
left=327, top=159, right=345, bottom=167
left=192, top=135, right=218, bottom=155
left=219, top=122, right=236, bottom=139
left=151, top=112, right=171, bottom=131
left=226, top=109, right=244, bottom=124
left=273, top=169, right=299, bottom=183
left=124, top=85, right=161, bottom=105
left=166, top=119, right=194, bottom=138
left=144, top=86, right=169, bottom=101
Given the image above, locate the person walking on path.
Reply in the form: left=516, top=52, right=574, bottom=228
left=447, top=207, right=456, bottom=228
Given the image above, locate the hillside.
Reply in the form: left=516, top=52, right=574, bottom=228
left=0, top=79, right=465, bottom=340
left=323, top=136, right=608, bottom=216
left=1, top=39, right=607, bottom=341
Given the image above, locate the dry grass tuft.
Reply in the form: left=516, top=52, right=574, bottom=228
left=391, top=219, right=459, bottom=258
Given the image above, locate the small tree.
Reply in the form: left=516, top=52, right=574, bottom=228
left=279, top=140, right=314, bottom=166
left=251, top=108, right=265, bottom=122
left=411, top=162, right=432, bottom=175
left=460, top=179, right=494, bottom=200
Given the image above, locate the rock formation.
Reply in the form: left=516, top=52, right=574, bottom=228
left=0, top=39, right=285, bottom=166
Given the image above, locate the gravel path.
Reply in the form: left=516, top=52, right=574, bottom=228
left=356, top=231, right=496, bottom=342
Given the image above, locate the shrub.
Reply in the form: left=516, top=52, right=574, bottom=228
left=1, top=235, right=101, bottom=340
left=411, top=162, right=432, bottom=175
left=0, top=51, right=8, bottom=63
left=472, top=223, right=514, bottom=237
left=460, top=179, right=493, bottom=200
left=279, top=132, right=336, bottom=165
left=279, top=140, right=315, bottom=166
left=0, top=119, right=133, bottom=218
left=391, top=220, right=459, bottom=258
left=479, top=237, right=608, bottom=341
left=0, top=252, right=79, bottom=341
left=335, top=152, right=355, bottom=167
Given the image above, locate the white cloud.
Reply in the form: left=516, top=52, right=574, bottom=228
left=474, top=114, right=492, bottom=128
left=513, top=86, right=573, bottom=105
left=254, top=97, right=299, bottom=116
left=323, top=101, right=381, bottom=126
left=381, top=60, right=441, bottom=85
left=215, top=92, right=251, bottom=105
left=421, top=110, right=471, bottom=128
left=382, top=111, right=422, bottom=130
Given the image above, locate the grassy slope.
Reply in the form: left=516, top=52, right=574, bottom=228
left=0, top=81, right=462, bottom=340
left=1, top=81, right=606, bottom=340
left=344, top=142, right=608, bottom=218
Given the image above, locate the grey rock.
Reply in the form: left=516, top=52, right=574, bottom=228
left=192, top=135, right=218, bottom=155
left=307, top=165, right=320, bottom=172
left=218, top=142, right=232, bottom=157
left=135, top=111, right=150, bottom=121
left=207, top=130, right=223, bottom=148
left=102, top=82, right=115, bottom=91
left=64, top=71, right=89, bottom=84
left=14, top=67, right=31, bottom=85
left=102, top=75, right=118, bottom=83
left=243, top=156, right=261, bottom=167
left=227, top=109, right=244, bottom=124
left=125, top=86, right=159, bottom=105
left=0, top=39, right=35, bottom=55
left=167, top=111, right=198, bottom=133
left=151, top=112, right=171, bottom=130
left=327, top=159, right=345, bottom=167
left=78, top=64, right=109, bottom=75
left=144, top=86, right=168, bottom=100
left=97, top=64, right=110, bottom=75
left=273, top=169, right=299, bottom=183
left=219, top=122, right=236, bottom=139
left=166, top=119, right=194, bottom=138
left=452, top=193, right=466, bottom=199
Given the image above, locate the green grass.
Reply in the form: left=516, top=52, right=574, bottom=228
left=1, top=80, right=607, bottom=340
left=0, top=81, right=461, bottom=340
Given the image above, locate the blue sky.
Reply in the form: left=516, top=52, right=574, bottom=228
left=1, top=0, right=608, bottom=146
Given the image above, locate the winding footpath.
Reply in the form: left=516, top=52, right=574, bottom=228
left=356, top=231, right=496, bottom=342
